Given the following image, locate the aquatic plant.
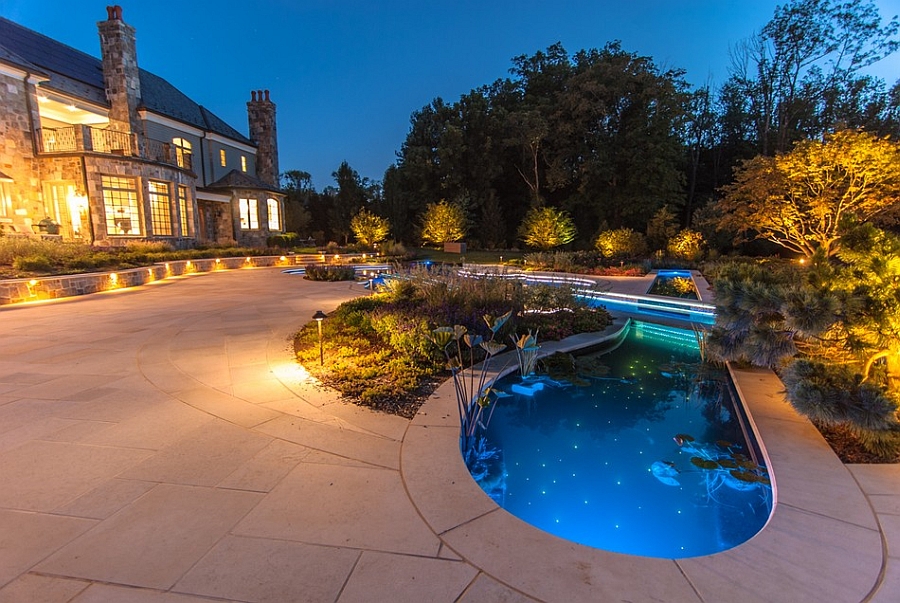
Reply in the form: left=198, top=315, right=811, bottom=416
left=652, top=434, right=771, bottom=502
left=465, top=436, right=507, bottom=504
left=428, top=312, right=511, bottom=444
left=511, top=330, right=540, bottom=377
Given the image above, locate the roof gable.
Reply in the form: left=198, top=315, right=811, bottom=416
left=0, top=16, right=252, bottom=145
left=206, top=169, right=281, bottom=193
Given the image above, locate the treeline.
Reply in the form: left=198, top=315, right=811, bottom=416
left=282, top=0, right=900, bottom=251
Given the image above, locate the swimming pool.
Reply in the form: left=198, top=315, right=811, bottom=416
left=467, top=320, right=772, bottom=558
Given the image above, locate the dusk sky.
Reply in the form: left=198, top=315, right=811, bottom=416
left=2, top=1, right=899, bottom=189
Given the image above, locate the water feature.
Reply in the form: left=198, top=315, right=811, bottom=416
left=466, top=320, right=772, bottom=558
left=647, top=270, right=699, bottom=299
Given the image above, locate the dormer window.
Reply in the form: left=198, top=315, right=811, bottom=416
left=173, top=137, right=192, bottom=169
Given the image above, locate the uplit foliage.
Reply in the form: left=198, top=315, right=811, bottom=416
left=350, top=208, right=390, bottom=248
left=594, top=228, right=648, bottom=259
left=708, top=228, right=900, bottom=456
left=295, top=267, right=612, bottom=417
left=517, top=206, right=577, bottom=250
left=718, top=130, right=900, bottom=258
left=667, top=229, right=705, bottom=261
left=420, top=200, right=467, bottom=245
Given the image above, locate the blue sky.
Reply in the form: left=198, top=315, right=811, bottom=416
left=2, top=1, right=899, bottom=189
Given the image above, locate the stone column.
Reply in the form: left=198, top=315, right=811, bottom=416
left=247, top=90, right=279, bottom=187
left=97, top=5, right=142, bottom=138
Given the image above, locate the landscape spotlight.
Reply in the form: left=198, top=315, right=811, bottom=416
left=313, top=310, right=327, bottom=365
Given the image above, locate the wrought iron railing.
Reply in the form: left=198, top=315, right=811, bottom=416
left=35, top=126, right=192, bottom=171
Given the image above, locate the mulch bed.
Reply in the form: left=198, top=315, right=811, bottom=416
left=813, top=420, right=900, bottom=464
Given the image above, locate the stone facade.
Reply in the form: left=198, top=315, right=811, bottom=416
left=197, top=200, right=235, bottom=246
left=0, top=7, right=284, bottom=248
left=0, top=69, right=41, bottom=227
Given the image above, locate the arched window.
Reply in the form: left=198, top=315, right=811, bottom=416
left=267, top=198, right=280, bottom=230
left=172, top=137, right=192, bottom=169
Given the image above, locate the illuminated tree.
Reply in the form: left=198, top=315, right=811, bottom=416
left=667, top=229, right=705, bottom=261
left=708, top=226, right=900, bottom=455
left=420, top=200, right=467, bottom=245
left=350, top=209, right=390, bottom=249
left=594, top=228, right=648, bottom=259
left=718, top=130, right=900, bottom=258
left=517, top=206, right=577, bottom=250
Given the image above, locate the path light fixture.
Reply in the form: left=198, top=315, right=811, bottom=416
left=313, top=310, right=327, bottom=365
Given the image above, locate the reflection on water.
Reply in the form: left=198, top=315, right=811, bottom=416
left=469, top=321, right=772, bottom=558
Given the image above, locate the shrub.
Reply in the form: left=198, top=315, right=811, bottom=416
left=379, top=240, right=408, bottom=258
left=267, top=232, right=299, bottom=248
left=667, top=229, right=706, bottom=261
left=595, top=228, right=648, bottom=259
left=304, top=264, right=356, bottom=281
left=12, top=254, right=54, bottom=272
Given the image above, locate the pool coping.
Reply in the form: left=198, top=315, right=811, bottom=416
left=400, top=317, right=884, bottom=603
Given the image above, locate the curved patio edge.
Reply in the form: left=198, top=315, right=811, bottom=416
left=400, top=324, right=884, bottom=603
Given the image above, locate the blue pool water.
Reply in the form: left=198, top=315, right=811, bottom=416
left=467, top=321, right=772, bottom=558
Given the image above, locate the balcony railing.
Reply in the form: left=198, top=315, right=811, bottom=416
left=36, top=126, right=192, bottom=171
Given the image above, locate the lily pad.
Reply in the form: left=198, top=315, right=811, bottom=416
left=690, top=457, right=719, bottom=470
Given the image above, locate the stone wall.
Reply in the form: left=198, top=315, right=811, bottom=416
left=0, top=255, right=319, bottom=305
left=0, top=70, right=40, bottom=220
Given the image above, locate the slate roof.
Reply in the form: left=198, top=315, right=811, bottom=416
left=0, top=16, right=252, bottom=145
left=204, top=169, right=281, bottom=193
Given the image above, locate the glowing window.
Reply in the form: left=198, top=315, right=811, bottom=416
left=241, top=155, right=247, bottom=172
left=102, top=175, right=141, bottom=236
left=178, top=185, right=193, bottom=237
left=148, top=181, right=173, bottom=236
left=239, top=198, right=258, bottom=230
left=267, top=198, right=280, bottom=230
left=219, top=149, right=226, bottom=167
left=173, top=137, right=193, bottom=169
left=0, top=181, right=11, bottom=217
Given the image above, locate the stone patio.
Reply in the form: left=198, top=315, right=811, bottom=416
left=0, top=267, right=895, bottom=602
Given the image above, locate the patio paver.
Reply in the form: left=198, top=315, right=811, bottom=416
left=0, top=267, right=895, bottom=602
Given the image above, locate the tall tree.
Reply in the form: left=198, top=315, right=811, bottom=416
left=420, top=200, right=467, bottom=245
left=330, top=161, right=369, bottom=245
left=280, top=170, right=314, bottom=235
left=724, top=0, right=899, bottom=155
left=717, top=129, right=900, bottom=257
left=517, top=206, right=577, bottom=250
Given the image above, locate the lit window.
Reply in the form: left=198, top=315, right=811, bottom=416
left=173, top=137, right=193, bottom=169
left=267, top=198, right=280, bottom=230
left=241, top=155, right=247, bottom=172
left=239, top=198, right=258, bottom=230
left=219, top=149, right=226, bottom=167
left=0, top=181, right=11, bottom=218
left=102, top=175, right=141, bottom=236
left=148, top=181, right=173, bottom=236
left=178, top=185, right=193, bottom=237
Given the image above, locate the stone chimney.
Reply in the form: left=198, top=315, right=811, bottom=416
left=98, top=5, right=141, bottom=135
left=247, top=89, right=279, bottom=187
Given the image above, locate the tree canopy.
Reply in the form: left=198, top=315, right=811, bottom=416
left=517, top=206, right=577, bottom=250
left=717, top=129, right=900, bottom=257
left=420, top=201, right=467, bottom=245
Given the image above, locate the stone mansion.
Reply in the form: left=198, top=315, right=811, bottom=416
left=0, top=5, right=284, bottom=247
